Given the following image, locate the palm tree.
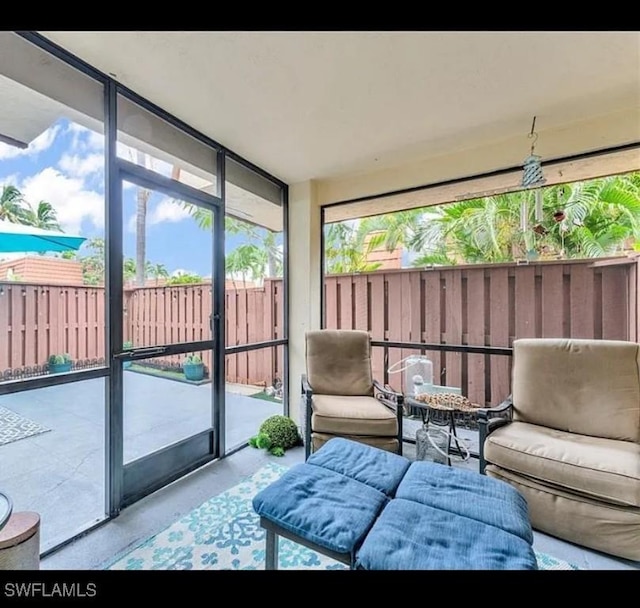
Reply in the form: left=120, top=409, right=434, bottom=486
left=324, top=222, right=384, bottom=274
left=187, top=203, right=283, bottom=276
left=146, top=262, right=169, bottom=282
left=405, top=173, right=640, bottom=265
left=23, top=201, right=61, bottom=230
left=546, top=175, right=640, bottom=258
left=358, top=209, right=425, bottom=253
left=260, top=229, right=282, bottom=278
left=135, top=150, right=151, bottom=287
left=0, top=185, right=29, bottom=223
left=225, top=244, right=268, bottom=288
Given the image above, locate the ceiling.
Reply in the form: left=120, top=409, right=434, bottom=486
left=39, top=31, right=640, bottom=186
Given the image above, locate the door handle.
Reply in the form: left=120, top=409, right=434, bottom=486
left=114, top=346, right=167, bottom=360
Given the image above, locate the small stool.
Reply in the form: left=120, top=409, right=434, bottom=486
left=252, top=438, right=410, bottom=569
left=0, top=512, right=40, bottom=570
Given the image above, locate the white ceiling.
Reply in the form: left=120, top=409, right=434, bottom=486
left=39, top=31, right=640, bottom=185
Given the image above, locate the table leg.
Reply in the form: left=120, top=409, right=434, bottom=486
left=449, top=413, right=466, bottom=461
left=265, top=528, right=278, bottom=570
left=446, top=412, right=453, bottom=466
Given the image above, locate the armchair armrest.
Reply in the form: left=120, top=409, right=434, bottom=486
left=373, top=380, right=403, bottom=407
left=476, top=395, right=513, bottom=424
left=301, top=374, right=313, bottom=460
left=373, top=380, right=404, bottom=457
left=301, top=374, right=313, bottom=398
left=478, top=395, right=514, bottom=475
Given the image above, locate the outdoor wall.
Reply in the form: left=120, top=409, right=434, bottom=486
left=287, top=180, right=322, bottom=423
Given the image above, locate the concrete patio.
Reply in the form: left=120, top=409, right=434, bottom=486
left=0, top=370, right=281, bottom=551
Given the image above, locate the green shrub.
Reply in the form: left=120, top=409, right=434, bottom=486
left=250, top=415, right=301, bottom=456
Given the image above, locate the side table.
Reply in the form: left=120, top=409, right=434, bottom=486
left=405, top=393, right=482, bottom=465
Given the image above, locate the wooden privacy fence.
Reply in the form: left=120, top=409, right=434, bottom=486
left=123, top=279, right=284, bottom=386
left=324, top=257, right=637, bottom=406
left=2, top=257, right=638, bottom=397
left=0, top=279, right=284, bottom=387
left=0, top=282, right=105, bottom=376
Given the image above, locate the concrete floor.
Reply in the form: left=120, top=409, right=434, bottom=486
left=41, top=436, right=639, bottom=571
left=0, top=372, right=281, bottom=552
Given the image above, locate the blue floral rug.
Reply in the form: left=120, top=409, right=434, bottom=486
left=105, top=462, right=580, bottom=571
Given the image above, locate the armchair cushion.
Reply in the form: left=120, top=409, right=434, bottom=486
left=306, top=437, right=410, bottom=495
left=252, top=462, right=387, bottom=555
left=511, top=338, right=640, bottom=441
left=485, top=421, right=640, bottom=507
left=355, top=498, right=537, bottom=570
left=396, top=461, right=534, bottom=543
left=306, top=329, right=373, bottom=396
left=311, top=394, right=398, bottom=437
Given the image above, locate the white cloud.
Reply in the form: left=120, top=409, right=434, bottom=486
left=20, top=168, right=104, bottom=235
left=0, top=173, right=20, bottom=188
left=68, top=123, right=104, bottom=153
left=148, top=197, right=191, bottom=225
left=0, top=125, right=60, bottom=160
left=58, top=153, right=104, bottom=179
left=126, top=198, right=190, bottom=233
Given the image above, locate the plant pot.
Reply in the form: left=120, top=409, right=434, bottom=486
left=183, top=362, right=204, bottom=381
left=49, top=362, right=72, bottom=374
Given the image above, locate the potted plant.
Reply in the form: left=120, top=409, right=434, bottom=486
left=48, top=353, right=72, bottom=374
left=123, top=341, right=133, bottom=370
left=182, top=354, right=204, bottom=381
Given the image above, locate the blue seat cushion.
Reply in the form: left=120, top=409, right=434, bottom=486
left=252, top=463, right=387, bottom=555
left=307, top=437, right=410, bottom=496
left=397, top=461, right=533, bottom=543
left=355, top=499, right=538, bottom=570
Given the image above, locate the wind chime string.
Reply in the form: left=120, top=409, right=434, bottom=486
left=521, top=116, right=546, bottom=242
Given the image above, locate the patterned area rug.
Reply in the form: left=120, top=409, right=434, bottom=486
left=106, top=462, right=580, bottom=571
left=0, top=406, right=50, bottom=446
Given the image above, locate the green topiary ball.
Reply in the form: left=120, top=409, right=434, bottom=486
left=258, top=415, right=301, bottom=451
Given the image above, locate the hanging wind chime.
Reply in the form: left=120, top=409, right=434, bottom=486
left=521, top=116, right=546, bottom=235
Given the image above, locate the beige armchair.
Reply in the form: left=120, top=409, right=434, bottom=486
left=479, top=338, right=640, bottom=561
left=302, top=329, right=404, bottom=459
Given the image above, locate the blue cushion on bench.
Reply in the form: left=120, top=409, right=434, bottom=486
left=307, top=437, right=410, bottom=496
left=397, top=461, right=533, bottom=543
left=355, top=498, right=538, bottom=570
left=252, top=462, right=387, bottom=555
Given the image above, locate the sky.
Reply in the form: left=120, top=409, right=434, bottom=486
left=0, top=117, right=273, bottom=277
